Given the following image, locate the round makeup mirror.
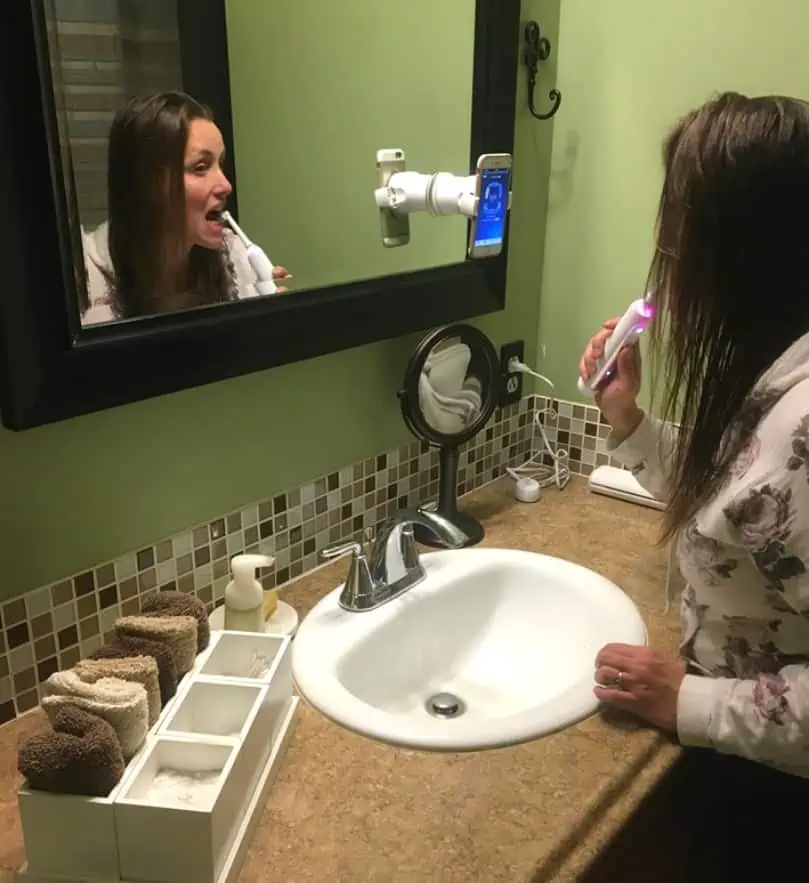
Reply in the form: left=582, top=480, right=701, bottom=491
left=398, top=323, right=500, bottom=547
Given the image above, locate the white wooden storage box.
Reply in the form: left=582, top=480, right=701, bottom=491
left=16, top=631, right=298, bottom=883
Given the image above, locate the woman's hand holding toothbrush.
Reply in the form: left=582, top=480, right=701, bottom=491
left=579, top=317, right=644, bottom=442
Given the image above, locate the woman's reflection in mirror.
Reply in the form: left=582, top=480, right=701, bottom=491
left=80, top=91, right=289, bottom=325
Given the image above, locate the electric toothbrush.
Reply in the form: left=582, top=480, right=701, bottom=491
left=577, top=293, right=654, bottom=397
left=220, top=210, right=278, bottom=295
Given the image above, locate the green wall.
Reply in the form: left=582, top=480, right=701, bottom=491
left=226, top=0, right=475, bottom=292
left=0, top=0, right=558, bottom=600
left=539, top=0, right=809, bottom=405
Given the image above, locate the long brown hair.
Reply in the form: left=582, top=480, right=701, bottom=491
left=105, top=91, right=236, bottom=319
left=648, top=92, right=809, bottom=540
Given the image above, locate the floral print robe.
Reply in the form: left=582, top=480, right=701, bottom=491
left=608, top=333, right=809, bottom=778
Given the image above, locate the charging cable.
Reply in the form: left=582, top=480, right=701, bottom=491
left=505, top=357, right=570, bottom=499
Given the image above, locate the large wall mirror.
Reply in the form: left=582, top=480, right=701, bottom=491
left=0, top=1, right=520, bottom=429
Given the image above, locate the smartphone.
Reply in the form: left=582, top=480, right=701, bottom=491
left=376, top=148, right=410, bottom=247
left=468, top=153, right=512, bottom=259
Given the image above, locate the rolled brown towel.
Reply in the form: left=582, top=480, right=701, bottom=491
left=43, top=671, right=148, bottom=760
left=140, top=590, right=210, bottom=652
left=90, top=636, right=177, bottom=706
left=18, top=705, right=125, bottom=797
left=116, top=614, right=197, bottom=677
left=74, top=655, right=161, bottom=726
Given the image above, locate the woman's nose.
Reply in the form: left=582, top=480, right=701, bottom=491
left=214, top=171, right=232, bottom=197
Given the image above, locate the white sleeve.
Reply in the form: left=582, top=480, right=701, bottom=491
left=604, top=413, right=678, bottom=503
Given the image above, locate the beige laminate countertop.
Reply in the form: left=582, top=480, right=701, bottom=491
left=0, top=478, right=682, bottom=883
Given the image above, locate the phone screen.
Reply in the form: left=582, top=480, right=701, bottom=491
left=471, top=167, right=510, bottom=254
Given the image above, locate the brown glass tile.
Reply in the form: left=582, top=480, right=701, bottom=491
left=259, top=520, right=273, bottom=540
left=288, top=489, right=301, bottom=508
left=59, top=645, right=81, bottom=670
left=34, top=635, right=56, bottom=662
left=213, top=558, right=228, bottom=580
left=226, top=513, right=241, bottom=534
left=97, top=585, right=117, bottom=609
left=0, top=700, right=15, bottom=724
left=29, top=612, right=53, bottom=640
left=13, top=667, right=35, bottom=694
left=76, top=594, right=98, bottom=619
left=192, top=527, right=208, bottom=548
left=178, top=574, right=194, bottom=593
left=119, top=577, right=138, bottom=600
left=136, top=548, right=155, bottom=571
left=95, top=563, right=115, bottom=588
left=121, top=597, right=140, bottom=616
left=0, top=655, right=8, bottom=679
left=177, top=554, right=193, bottom=576
left=194, top=546, right=211, bottom=567
left=137, top=569, right=156, bottom=592
left=258, top=501, right=273, bottom=522
left=74, top=571, right=95, bottom=596
left=198, top=584, right=213, bottom=605
left=209, top=518, right=226, bottom=540
left=51, top=580, right=73, bottom=607
left=16, top=690, right=38, bottom=714
left=79, top=616, right=100, bottom=641
left=212, top=539, right=227, bottom=561
left=3, top=598, right=25, bottom=627
left=245, top=526, right=259, bottom=546
left=156, top=541, right=173, bottom=563
left=58, top=624, right=78, bottom=650
left=7, top=623, right=29, bottom=650
left=37, top=656, right=58, bottom=684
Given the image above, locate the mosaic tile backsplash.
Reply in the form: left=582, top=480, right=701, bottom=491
left=0, top=396, right=613, bottom=723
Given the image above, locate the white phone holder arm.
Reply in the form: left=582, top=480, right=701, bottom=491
left=374, top=171, right=481, bottom=219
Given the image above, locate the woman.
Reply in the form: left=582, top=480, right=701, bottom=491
left=580, top=92, right=809, bottom=878
left=81, top=91, right=289, bottom=325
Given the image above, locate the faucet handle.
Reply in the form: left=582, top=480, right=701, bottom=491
left=321, top=540, right=376, bottom=612
left=321, top=540, right=363, bottom=562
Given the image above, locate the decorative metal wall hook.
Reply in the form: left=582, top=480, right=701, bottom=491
left=523, top=20, right=561, bottom=121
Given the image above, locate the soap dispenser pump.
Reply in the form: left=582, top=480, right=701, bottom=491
left=224, top=553, right=275, bottom=633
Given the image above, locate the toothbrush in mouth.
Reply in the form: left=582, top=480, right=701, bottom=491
left=219, top=210, right=280, bottom=295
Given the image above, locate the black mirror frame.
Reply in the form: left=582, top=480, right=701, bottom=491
left=0, top=0, right=521, bottom=430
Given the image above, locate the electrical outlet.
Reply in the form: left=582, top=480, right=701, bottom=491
left=499, top=340, right=525, bottom=407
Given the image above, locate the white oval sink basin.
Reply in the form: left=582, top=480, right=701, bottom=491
left=292, top=548, right=647, bottom=752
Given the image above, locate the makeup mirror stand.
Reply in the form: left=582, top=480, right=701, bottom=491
left=416, top=444, right=484, bottom=548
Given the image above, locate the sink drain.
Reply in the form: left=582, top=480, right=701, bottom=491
left=425, top=692, right=466, bottom=719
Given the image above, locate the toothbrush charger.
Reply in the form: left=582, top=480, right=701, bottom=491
left=588, top=465, right=664, bottom=510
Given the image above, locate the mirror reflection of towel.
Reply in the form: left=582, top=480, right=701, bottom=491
left=424, top=341, right=472, bottom=395
left=418, top=341, right=483, bottom=434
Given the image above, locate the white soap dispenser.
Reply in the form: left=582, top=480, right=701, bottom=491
left=224, top=553, right=275, bottom=633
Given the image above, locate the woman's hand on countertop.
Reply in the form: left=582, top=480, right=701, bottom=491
left=594, top=643, right=686, bottom=731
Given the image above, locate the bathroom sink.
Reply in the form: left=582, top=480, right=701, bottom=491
left=292, top=548, right=647, bottom=752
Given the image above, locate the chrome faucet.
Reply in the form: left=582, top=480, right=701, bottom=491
left=321, top=507, right=468, bottom=612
